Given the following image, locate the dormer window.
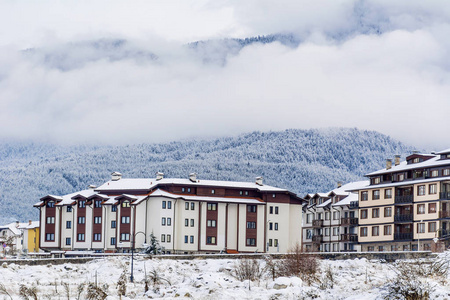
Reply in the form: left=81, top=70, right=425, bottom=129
left=431, top=170, right=439, bottom=177
left=413, top=158, right=420, bottom=163
left=95, top=200, right=102, bottom=208
left=47, top=201, right=55, bottom=208
left=398, top=174, right=404, bottom=181
left=211, top=189, right=215, bottom=194
left=78, top=200, right=86, bottom=208
left=444, top=169, right=450, bottom=176
left=122, top=201, right=130, bottom=208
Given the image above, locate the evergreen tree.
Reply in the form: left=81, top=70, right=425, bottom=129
left=145, top=233, right=161, bottom=255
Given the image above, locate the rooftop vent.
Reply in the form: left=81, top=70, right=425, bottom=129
left=412, top=150, right=420, bottom=154
left=156, top=172, right=164, bottom=181
left=88, top=185, right=97, bottom=190
left=337, top=181, right=343, bottom=188
left=111, top=172, right=122, bottom=181
left=189, top=173, right=197, bottom=182
left=394, top=155, right=401, bottom=166
left=386, top=159, right=392, bottom=170
left=256, top=176, right=263, bottom=186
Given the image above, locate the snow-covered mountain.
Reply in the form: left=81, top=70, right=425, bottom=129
left=0, top=128, right=415, bottom=224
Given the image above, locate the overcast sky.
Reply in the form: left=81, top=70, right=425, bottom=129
left=0, top=0, right=449, bottom=149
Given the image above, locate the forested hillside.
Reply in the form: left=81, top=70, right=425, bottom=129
left=0, top=128, right=415, bottom=224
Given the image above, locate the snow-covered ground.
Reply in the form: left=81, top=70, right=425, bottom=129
left=1, top=254, right=450, bottom=299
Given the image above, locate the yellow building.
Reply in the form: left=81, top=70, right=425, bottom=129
left=22, top=221, right=40, bottom=253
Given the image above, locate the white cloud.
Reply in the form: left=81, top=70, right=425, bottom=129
left=0, top=0, right=449, bottom=149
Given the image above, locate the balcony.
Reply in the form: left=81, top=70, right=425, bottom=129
left=440, top=211, right=450, bottom=219
left=440, top=192, right=450, bottom=200
left=341, top=217, right=358, bottom=226
left=394, top=214, right=413, bottom=222
left=312, top=220, right=324, bottom=228
left=312, top=235, right=323, bottom=243
left=349, top=201, right=358, bottom=209
left=439, top=229, right=450, bottom=238
left=395, top=195, right=413, bottom=204
left=340, top=233, right=358, bottom=242
left=394, top=232, right=413, bottom=240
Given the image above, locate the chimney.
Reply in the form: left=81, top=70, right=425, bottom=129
left=189, top=173, right=197, bottom=182
left=337, top=181, right=343, bottom=188
left=88, top=184, right=97, bottom=190
left=412, top=150, right=420, bottom=154
left=15, top=221, right=19, bottom=228
left=386, top=159, right=392, bottom=170
left=111, top=172, right=122, bottom=181
left=156, top=172, right=164, bottom=181
left=394, top=155, right=401, bottom=166
left=29, top=220, right=32, bottom=226
left=255, top=176, right=263, bottom=186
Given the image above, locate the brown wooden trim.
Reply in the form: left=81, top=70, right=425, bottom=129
left=197, top=202, right=202, bottom=252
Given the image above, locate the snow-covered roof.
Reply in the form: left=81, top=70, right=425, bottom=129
left=96, top=178, right=288, bottom=193
left=366, top=155, right=450, bottom=176
left=36, top=189, right=111, bottom=207
left=24, top=221, right=40, bottom=229
left=149, top=189, right=264, bottom=204
left=332, top=193, right=359, bottom=207
left=347, top=176, right=450, bottom=191
left=0, top=222, right=23, bottom=235
left=437, top=148, right=450, bottom=155
left=316, top=199, right=331, bottom=208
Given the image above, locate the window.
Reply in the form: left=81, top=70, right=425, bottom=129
left=275, top=223, right=279, bottom=231
left=190, top=219, right=194, bottom=227
left=185, top=202, right=190, bottom=210
left=161, top=217, right=166, bottom=225
left=121, top=216, right=130, bottom=224
left=306, top=214, right=313, bottom=224
left=206, top=236, right=216, bottom=244
left=162, top=201, right=166, bottom=209
left=95, top=200, right=102, bottom=208
left=111, top=220, right=116, bottom=228
left=268, top=239, right=273, bottom=246
left=384, top=225, right=391, bottom=235
left=372, top=208, right=380, bottom=218
left=65, top=238, right=71, bottom=245
left=191, top=202, right=195, bottom=210
left=361, top=209, right=368, bottom=219
left=360, top=227, right=368, bottom=237
left=111, top=205, right=117, bottom=212
left=247, top=205, right=256, bottom=213
left=372, top=226, right=379, bottom=236
left=47, top=201, right=55, bottom=208
left=120, top=233, right=130, bottom=241
left=188, top=188, right=191, bottom=193
left=413, top=158, right=420, bottom=163
left=269, top=222, right=273, bottom=230
left=333, top=227, right=339, bottom=236
left=417, top=204, right=425, bottom=214
left=211, top=189, right=215, bottom=194
left=78, top=217, right=85, bottom=224
left=78, top=200, right=86, bottom=208
left=66, top=221, right=71, bottom=229
left=67, top=206, right=72, bottom=212
left=325, top=212, right=330, bottom=220
left=418, top=185, right=426, bottom=196
left=182, top=187, right=185, bottom=192
left=111, top=237, right=116, bottom=245
left=247, top=221, right=256, bottom=229
left=372, top=190, right=380, bottom=200
left=47, top=217, right=55, bottom=224
left=275, top=207, right=279, bottom=214
left=184, top=235, right=188, bottom=243
left=361, top=191, right=368, bottom=201
left=161, top=234, right=166, bottom=242
left=378, top=246, right=384, bottom=252
left=94, top=233, right=101, bottom=241
left=384, top=207, right=392, bottom=217
left=207, top=220, right=216, bottom=227
left=46, top=233, right=55, bottom=241
left=444, top=169, right=450, bottom=176
left=270, top=206, right=273, bottom=214
left=167, top=234, right=171, bottom=242
left=207, top=203, right=217, bottom=211
left=429, top=184, right=437, bottom=195
left=325, top=228, right=330, bottom=236
left=423, top=203, right=435, bottom=216
left=190, top=236, right=194, bottom=244
left=384, top=189, right=392, bottom=199
left=274, top=239, right=279, bottom=247
left=246, top=238, right=256, bottom=246
left=77, top=233, right=85, bottom=241
left=122, top=201, right=130, bottom=208
left=333, top=211, right=339, bottom=220
left=167, top=218, right=171, bottom=226
left=185, top=219, right=189, bottom=227
left=431, top=170, right=439, bottom=177
left=429, top=222, right=437, bottom=232
left=94, top=216, right=102, bottom=224
left=417, top=223, right=425, bottom=233
left=398, top=173, right=405, bottom=181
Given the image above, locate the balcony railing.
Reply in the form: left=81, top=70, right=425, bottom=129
left=341, top=217, right=358, bottom=226
left=440, top=211, right=450, bottom=219
left=312, top=235, right=323, bottom=243
left=340, top=233, right=358, bottom=242
left=395, top=195, right=413, bottom=204
left=394, top=232, right=413, bottom=240
left=312, top=220, right=324, bottom=228
left=440, top=192, right=450, bottom=200
left=439, top=229, right=450, bottom=238
left=394, top=214, right=413, bottom=222
left=349, top=201, right=358, bottom=209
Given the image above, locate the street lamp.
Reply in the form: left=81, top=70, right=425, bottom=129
left=130, top=231, right=147, bottom=283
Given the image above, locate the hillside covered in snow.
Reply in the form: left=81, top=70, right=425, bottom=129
left=0, top=128, right=415, bottom=224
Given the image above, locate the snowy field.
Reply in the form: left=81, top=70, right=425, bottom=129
left=1, top=254, right=450, bottom=299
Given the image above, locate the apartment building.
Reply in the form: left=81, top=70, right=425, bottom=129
left=35, top=172, right=305, bottom=254
left=353, top=149, right=450, bottom=252
left=302, top=181, right=367, bottom=252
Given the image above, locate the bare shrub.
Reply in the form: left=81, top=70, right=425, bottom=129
left=147, top=268, right=171, bottom=292
left=0, top=282, right=13, bottom=300
left=117, top=270, right=127, bottom=299
left=61, top=282, right=70, bottom=300
left=264, top=255, right=281, bottom=281
left=318, top=264, right=335, bottom=290
left=19, top=284, right=38, bottom=300
left=231, top=258, right=265, bottom=290
left=279, top=243, right=319, bottom=285
left=86, top=283, right=108, bottom=300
